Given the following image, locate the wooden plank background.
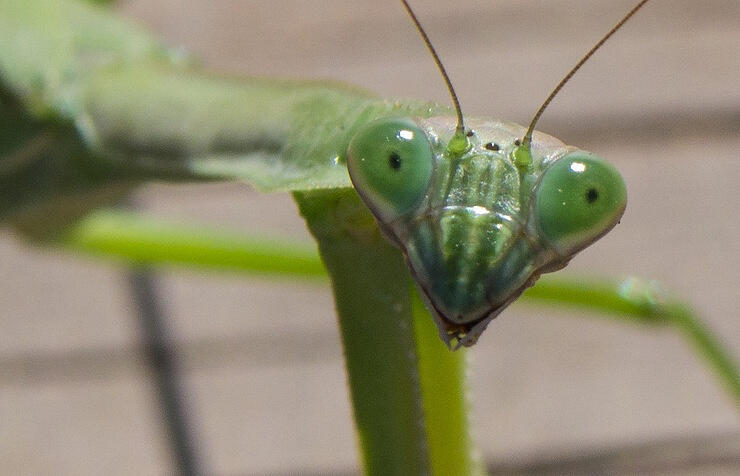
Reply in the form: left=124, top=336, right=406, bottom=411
left=1, top=0, right=738, bottom=474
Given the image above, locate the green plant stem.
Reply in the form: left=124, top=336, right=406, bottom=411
left=668, top=303, right=740, bottom=403
left=64, top=205, right=482, bottom=474
left=293, top=189, right=432, bottom=475
left=60, top=209, right=326, bottom=278
left=58, top=208, right=740, bottom=407
left=412, top=289, right=484, bottom=476
left=521, top=277, right=740, bottom=404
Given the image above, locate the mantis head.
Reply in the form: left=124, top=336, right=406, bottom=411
left=343, top=0, right=647, bottom=346
left=347, top=116, right=626, bottom=346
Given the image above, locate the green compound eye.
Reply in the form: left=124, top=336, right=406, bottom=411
left=347, top=118, right=434, bottom=221
left=535, top=153, right=627, bottom=255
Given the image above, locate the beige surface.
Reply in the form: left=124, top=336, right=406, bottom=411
left=1, top=0, right=739, bottom=474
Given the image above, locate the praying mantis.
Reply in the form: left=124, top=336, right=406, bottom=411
left=1, top=0, right=740, bottom=476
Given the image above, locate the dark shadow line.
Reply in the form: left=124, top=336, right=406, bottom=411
left=237, top=432, right=740, bottom=476
left=128, top=267, right=203, bottom=476
left=0, top=328, right=341, bottom=385
left=547, top=106, right=740, bottom=146
left=487, top=431, right=740, bottom=475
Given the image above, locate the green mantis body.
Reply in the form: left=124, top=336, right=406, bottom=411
left=1, top=0, right=628, bottom=347
left=1, top=1, right=738, bottom=474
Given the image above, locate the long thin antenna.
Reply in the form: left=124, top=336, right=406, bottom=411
left=522, top=0, right=651, bottom=150
left=401, top=0, right=465, bottom=137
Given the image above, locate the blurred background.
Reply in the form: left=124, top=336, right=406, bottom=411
left=1, top=0, right=739, bottom=474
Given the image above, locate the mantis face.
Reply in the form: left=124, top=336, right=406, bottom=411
left=347, top=116, right=626, bottom=346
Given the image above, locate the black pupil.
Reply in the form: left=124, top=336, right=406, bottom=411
left=586, top=187, right=599, bottom=203
left=388, top=152, right=402, bottom=170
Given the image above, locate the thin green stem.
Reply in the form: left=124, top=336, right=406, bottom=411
left=59, top=209, right=740, bottom=406
left=667, top=303, right=740, bottom=404
left=60, top=209, right=326, bottom=278
left=522, top=277, right=740, bottom=404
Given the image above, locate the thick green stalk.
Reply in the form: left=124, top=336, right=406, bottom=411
left=292, top=188, right=480, bottom=475
left=412, top=290, right=484, bottom=476
left=293, top=189, right=432, bottom=475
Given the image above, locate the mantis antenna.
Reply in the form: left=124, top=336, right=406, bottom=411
left=400, top=0, right=470, bottom=154
left=521, top=0, right=652, bottom=153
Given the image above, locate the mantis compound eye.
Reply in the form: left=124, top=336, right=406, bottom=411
left=534, top=153, right=627, bottom=255
left=347, top=118, right=433, bottom=222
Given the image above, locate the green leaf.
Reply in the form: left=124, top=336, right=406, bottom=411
left=0, top=0, right=448, bottom=234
